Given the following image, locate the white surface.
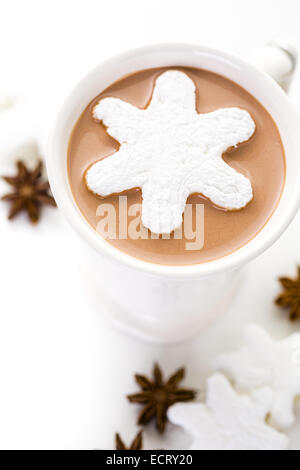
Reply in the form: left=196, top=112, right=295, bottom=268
left=1, top=0, right=300, bottom=450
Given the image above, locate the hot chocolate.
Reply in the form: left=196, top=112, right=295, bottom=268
left=68, top=67, right=285, bottom=265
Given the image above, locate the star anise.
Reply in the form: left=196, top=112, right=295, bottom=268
left=127, top=363, right=196, bottom=433
left=115, top=431, right=143, bottom=450
left=275, top=267, right=300, bottom=321
left=1, top=160, right=56, bottom=223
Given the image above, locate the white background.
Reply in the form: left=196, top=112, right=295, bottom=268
left=0, top=0, right=300, bottom=450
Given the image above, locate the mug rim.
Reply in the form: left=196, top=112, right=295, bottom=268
left=47, top=42, right=300, bottom=279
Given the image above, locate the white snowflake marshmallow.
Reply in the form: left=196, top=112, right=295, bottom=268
left=85, top=70, right=255, bottom=234
left=168, top=374, right=288, bottom=450
left=215, top=325, right=300, bottom=429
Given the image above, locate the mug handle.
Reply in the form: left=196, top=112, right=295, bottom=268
left=249, top=41, right=297, bottom=92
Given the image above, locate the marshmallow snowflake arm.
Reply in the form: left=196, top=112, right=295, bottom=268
left=141, top=179, right=187, bottom=234
left=199, top=107, right=255, bottom=152
left=215, top=326, right=274, bottom=389
left=168, top=374, right=288, bottom=451
left=215, top=325, right=300, bottom=429
left=188, top=158, right=253, bottom=209
left=93, top=97, right=142, bottom=144
left=85, top=145, right=144, bottom=195
left=148, top=70, right=197, bottom=111
left=273, top=391, right=296, bottom=431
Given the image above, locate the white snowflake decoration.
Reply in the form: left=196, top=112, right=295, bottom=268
left=168, top=374, right=288, bottom=450
left=85, top=70, right=255, bottom=234
left=215, top=325, right=300, bottom=429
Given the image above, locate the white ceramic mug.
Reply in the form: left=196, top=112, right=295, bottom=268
left=47, top=43, right=300, bottom=343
